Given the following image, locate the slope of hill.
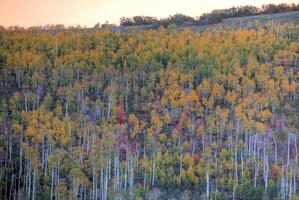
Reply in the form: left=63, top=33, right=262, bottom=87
left=195, top=11, right=299, bottom=31
left=106, top=11, right=299, bottom=32
left=0, top=22, right=298, bottom=199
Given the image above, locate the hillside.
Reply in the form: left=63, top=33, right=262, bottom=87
left=195, top=11, right=299, bottom=31
left=0, top=22, right=299, bottom=199
left=105, top=11, right=299, bottom=32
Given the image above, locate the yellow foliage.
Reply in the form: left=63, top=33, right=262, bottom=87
left=255, top=121, right=266, bottom=134
left=164, top=112, right=171, bottom=124
left=25, top=126, right=36, bottom=138
left=260, top=109, right=272, bottom=122
left=226, top=91, right=237, bottom=105
left=273, top=66, right=285, bottom=80
left=220, top=108, right=229, bottom=121
left=186, top=90, right=198, bottom=104
left=287, top=81, right=296, bottom=94
left=12, top=123, right=22, bottom=133
left=289, top=42, right=299, bottom=53
left=183, top=153, right=194, bottom=166
left=159, top=133, right=167, bottom=142
left=34, top=132, right=44, bottom=143
left=234, top=66, right=244, bottom=77
left=247, top=108, right=255, bottom=120
left=235, top=105, right=245, bottom=121
left=150, top=110, right=163, bottom=129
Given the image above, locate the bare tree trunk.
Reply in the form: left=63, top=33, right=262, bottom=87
left=18, top=133, right=23, bottom=199
left=143, top=145, right=147, bottom=191
left=241, top=148, right=244, bottom=186
left=289, top=168, right=292, bottom=197
left=191, top=123, right=195, bottom=156
left=274, top=134, right=277, bottom=165
left=125, top=81, right=129, bottom=111
left=124, top=149, right=127, bottom=191
left=263, top=136, right=269, bottom=191
left=104, top=163, right=108, bottom=200
left=294, top=135, right=297, bottom=195
left=179, top=134, right=182, bottom=185
left=254, top=137, right=259, bottom=188
left=28, top=164, right=31, bottom=200
left=107, top=94, right=112, bottom=119
left=92, top=162, right=96, bottom=200
left=50, top=167, right=54, bottom=200
left=287, top=133, right=291, bottom=168
left=57, top=165, right=60, bottom=200
left=24, top=92, right=28, bottom=113
left=152, top=151, right=156, bottom=187
left=280, top=167, right=286, bottom=199
left=100, top=167, right=103, bottom=200
left=206, top=171, right=209, bottom=199
left=233, top=121, right=239, bottom=200
left=16, top=70, right=21, bottom=88
left=113, top=149, right=119, bottom=191
left=32, top=164, right=37, bottom=200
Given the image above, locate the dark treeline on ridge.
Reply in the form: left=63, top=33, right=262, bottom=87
left=1, top=3, right=299, bottom=32
left=120, top=3, right=299, bottom=27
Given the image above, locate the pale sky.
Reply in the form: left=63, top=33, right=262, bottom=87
left=0, top=0, right=296, bottom=28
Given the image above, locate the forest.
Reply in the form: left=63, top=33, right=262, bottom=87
left=0, top=22, right=298, bottom=200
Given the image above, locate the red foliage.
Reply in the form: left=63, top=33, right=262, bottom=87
left=271, top=114, right=276, bottom=126
left=130, top=142, right=138, bottom=156
left=196, top=118, right=204, bottom=128
left=117, top=136, right=127, bottom=150
left=196, top=90, right=202, bottom=100
left=193, top=153, right=200, bottom=163
left=269, top=165, right=281, bottom=181
left=201, top=89, right=208, bottom=98
left=116, top=105, right=126, bottom=124
left=242, top=92, right=248, bottom=98
left=264, top=127, right=272, bottom=136
left=275, top=118, right=282, bottom=131
left=290, top=146, right=297, bottom=160
left=175, top=124, right=182, bottom=133
left=180, top=112, right=189, bottom=128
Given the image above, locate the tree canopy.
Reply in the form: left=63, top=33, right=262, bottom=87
left=0, top=22, right=298, bottom=199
